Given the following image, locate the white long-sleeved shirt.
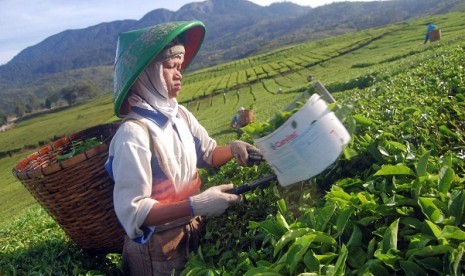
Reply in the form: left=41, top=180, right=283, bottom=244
left=105, top=105, right=217, bottom=242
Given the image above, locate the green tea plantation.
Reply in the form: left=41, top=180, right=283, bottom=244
left=1, top=10, right=464, bottom=276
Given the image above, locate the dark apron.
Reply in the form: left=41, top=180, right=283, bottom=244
left=121, top=216, right=203, bottom=276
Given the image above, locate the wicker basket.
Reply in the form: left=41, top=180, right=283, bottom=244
left=429, top=29, right=441, bottom=42
left=12, top=122, right=125, bottom=253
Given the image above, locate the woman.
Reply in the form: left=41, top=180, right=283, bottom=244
left=229, top=106, right=244, bottom=129
left=105, top=20, right=259, bottom=275
left=424, top=22, right=436, bottom=44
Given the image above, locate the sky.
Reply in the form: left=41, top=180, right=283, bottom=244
left=0, top=0, right=378, bottom=65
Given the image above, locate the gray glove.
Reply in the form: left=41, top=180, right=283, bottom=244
left=190, top=184, right=240, bottom=217
left=230, top=140, right=260, bottom=166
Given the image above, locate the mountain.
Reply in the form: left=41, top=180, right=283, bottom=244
left=0, top=0, right=461, bottom=117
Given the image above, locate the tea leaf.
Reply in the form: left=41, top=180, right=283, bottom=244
left=374, top=164, right=414, bottom=176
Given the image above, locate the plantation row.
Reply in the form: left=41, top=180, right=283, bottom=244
left=179, top=25, right=400, bottom=102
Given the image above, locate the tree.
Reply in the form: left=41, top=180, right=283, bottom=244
left=0, top=112, right=6, bottom=125
left=62, top=90, right=78, bottom=105
left=23, top=94, right=40, bottom=113
left=77, top=81, right=99, bottom=100
left=45, top=98, right=52, bottom=109
left=60, top=82, right=100, bottom=106
left=14, top=101, right=26, bottom=118
left=46, top=91, right=61, bottom=108
left=60, top=86, right=77, bottom=105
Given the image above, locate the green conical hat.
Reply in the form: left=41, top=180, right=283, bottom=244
left=113, top=20, right=205, bottom=117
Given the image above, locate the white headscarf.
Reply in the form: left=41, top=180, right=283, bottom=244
left=127, top=44, right=185, bottom=123
left=127, top=60, right=178, bottom=122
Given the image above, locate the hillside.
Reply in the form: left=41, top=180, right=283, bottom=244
left=0, top=9, right=464, bottom=274
left=1, top=9, right=464, bottom=212
left=0, top=0, right=462, bottom=117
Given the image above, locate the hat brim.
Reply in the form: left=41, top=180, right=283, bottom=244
left=114, top=20, right=205, bottom=117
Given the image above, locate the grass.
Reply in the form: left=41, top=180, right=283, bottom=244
left=1, top=207, right=122, bottom=274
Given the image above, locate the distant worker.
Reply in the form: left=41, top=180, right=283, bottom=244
left=424, top=23, right=436, bottom=44
left=277, top=88, right=282, bottom=94
left=307, top=75, right=314, bottom=82
left=230, top=107, right=245, bottom=129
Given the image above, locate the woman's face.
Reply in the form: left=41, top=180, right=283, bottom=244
left=162, top=56, right=183, bottom=99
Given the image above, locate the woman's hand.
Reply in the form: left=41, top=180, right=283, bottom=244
left=230, top=140, right=260, bottom=166
left=189, top=184, right=240, bottom=217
